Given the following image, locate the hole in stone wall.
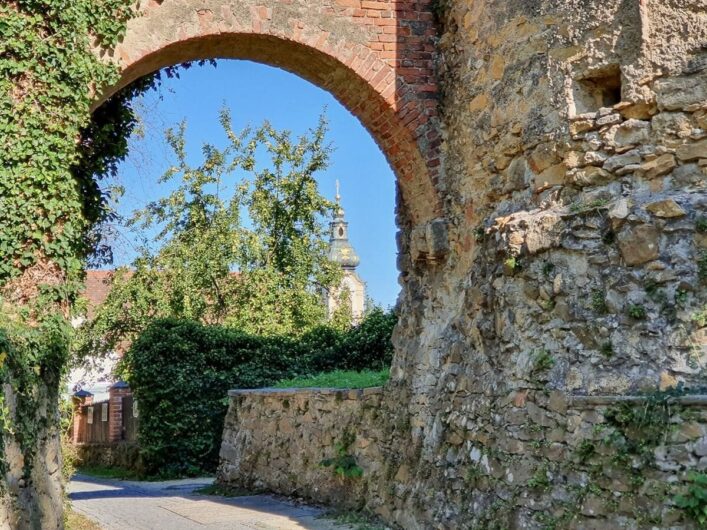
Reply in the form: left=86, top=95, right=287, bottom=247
left=572, top=66, right=622, bottom=115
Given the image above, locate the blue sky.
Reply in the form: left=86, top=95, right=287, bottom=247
left=109, top=59, right=399, bottom=308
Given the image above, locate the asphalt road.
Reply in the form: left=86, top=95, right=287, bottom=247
left=69, top=474, right=353, bottom=530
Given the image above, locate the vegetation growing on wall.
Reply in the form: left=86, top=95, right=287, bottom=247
left=0, top=3, right=190, bottom=521
left=320, top=431, right=364, bottom=479
left=0, top=0, right=140, bottom=290
left=119, top=309, right=396, bottom=477
left=675, top=471, right=707, bottom=527
left=0, top=315, right=72, bottom=478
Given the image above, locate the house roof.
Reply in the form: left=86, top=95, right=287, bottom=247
left=82, top=269, right=241, bottom=320
left=83, top=270, right=125, bottom=320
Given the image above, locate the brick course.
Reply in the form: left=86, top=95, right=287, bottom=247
left=96, top=0, right=443, bottom=226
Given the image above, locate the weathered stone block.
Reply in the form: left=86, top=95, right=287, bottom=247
left=617, top=224, right=660, bottom=265
left=645, top=199, right=686, bottom=218
left=570, top=166, right=613, bottom=187
left=655, top=68, right=707, bottom=111
left=640, top=153, right=676, bottom=179
left=676, top=138, right=707, bottom=161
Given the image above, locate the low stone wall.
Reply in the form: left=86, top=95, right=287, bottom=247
left=76, top=442, right=142, bottom=473
left=217, top=387, right=386, bottom=510
left=218, top=387, right=707, bottom=529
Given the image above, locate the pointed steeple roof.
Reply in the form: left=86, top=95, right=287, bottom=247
left=328, top=181, right=360, bottom=270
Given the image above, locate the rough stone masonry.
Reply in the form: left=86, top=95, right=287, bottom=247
left=107, top=0, right=707, bottom=528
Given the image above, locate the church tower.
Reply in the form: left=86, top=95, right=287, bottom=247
left=325, top=181, right=366, bottom=323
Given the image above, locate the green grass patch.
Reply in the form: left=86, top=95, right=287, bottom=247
left=274, top=369, right=389, bottom=389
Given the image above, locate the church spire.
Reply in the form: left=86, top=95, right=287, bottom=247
left=328, top=181, right=360, bottom=269
left=324, top=180, right=366, bottom=323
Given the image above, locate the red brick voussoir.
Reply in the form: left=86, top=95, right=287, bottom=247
left=93, top=0, right=443, bottom=225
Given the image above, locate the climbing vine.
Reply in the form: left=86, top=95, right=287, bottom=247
left=0, top=0, right=141, bottom=291
left=0, top=313, right=72, bottom=479
left=0, top=0, right=150, bottom=513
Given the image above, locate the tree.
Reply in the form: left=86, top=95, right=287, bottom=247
left=75, top=108, right=342, bottom=358
left=329, top=286, right=354, bottom=331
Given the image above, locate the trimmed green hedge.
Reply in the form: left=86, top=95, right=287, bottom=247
left=120, top=308, right=396, bottom=477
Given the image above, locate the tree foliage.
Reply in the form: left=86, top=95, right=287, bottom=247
left=76, top=109, right=345, bottom=358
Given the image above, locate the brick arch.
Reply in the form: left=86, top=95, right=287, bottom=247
left=96, top=0, right=443, bottom=226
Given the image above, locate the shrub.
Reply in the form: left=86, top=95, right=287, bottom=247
left=675, top=471, right=707, bottom=527
left=120, top=309, right=396, bottom=477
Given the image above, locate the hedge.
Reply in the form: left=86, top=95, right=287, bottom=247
left=119, top=308, right=396, bottom=477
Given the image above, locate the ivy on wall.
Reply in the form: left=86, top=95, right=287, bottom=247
left=0, top=315, right=72, bottom=477
left=0, top=0, right=139, bottom=292
left=0, top=0, right=146, bottom=507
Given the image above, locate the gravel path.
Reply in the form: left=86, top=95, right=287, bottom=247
left=68, top=474, right=352, bottom=530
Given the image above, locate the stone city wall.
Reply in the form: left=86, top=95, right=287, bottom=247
left=218, top=387, right=707, bottom=528
left=374, top=0, right=707, bottom=526
left=217, top=388, right=387, bottom=510
left=220, top=2, right=706, bottom=527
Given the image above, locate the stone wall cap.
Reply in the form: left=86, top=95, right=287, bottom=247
left=228, top=386, right=384, bottom=397
left=570, top=394, right=707, bottom=407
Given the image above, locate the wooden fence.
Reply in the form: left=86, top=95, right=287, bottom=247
left=76, top=396, right=139, bottom=444
left=77, top=401, right=110, bottom=444
left=122, top=395, right=138, bottom=442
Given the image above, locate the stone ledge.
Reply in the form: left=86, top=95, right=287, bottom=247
left=570, top=394, right=707, bottom=408
left=228, top=387, right=384, bottom=398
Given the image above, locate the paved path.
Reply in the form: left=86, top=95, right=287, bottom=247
left=69, top=474, right=353, bottom=530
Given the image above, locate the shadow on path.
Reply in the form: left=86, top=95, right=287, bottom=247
left=69, top=474, right=352, bottom=530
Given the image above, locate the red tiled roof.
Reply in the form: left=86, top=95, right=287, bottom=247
left=82, top=269, right=240, bottom=319
left=82, top=270, right=131, bottom=320
left=83, top=270, right=112, bottom=319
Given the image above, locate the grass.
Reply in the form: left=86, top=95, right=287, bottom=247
left=66, top=509, right=102, bottom=530
left=273, top=368, right=389, bottom=389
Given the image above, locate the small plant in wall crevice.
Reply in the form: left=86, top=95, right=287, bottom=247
left=504, top=256, right=521, bottom=275
left=627, top=303, right=647, bottom=320
left=531, top=349, right=555, bottom=375
left=320, top=431, right=363, bottom=479
left=674, top=471, right=707, bottom=527
left=591, top=290, right=608, bottom=314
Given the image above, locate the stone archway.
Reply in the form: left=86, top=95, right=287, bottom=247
left=95, top=0, right=444, bottom=232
